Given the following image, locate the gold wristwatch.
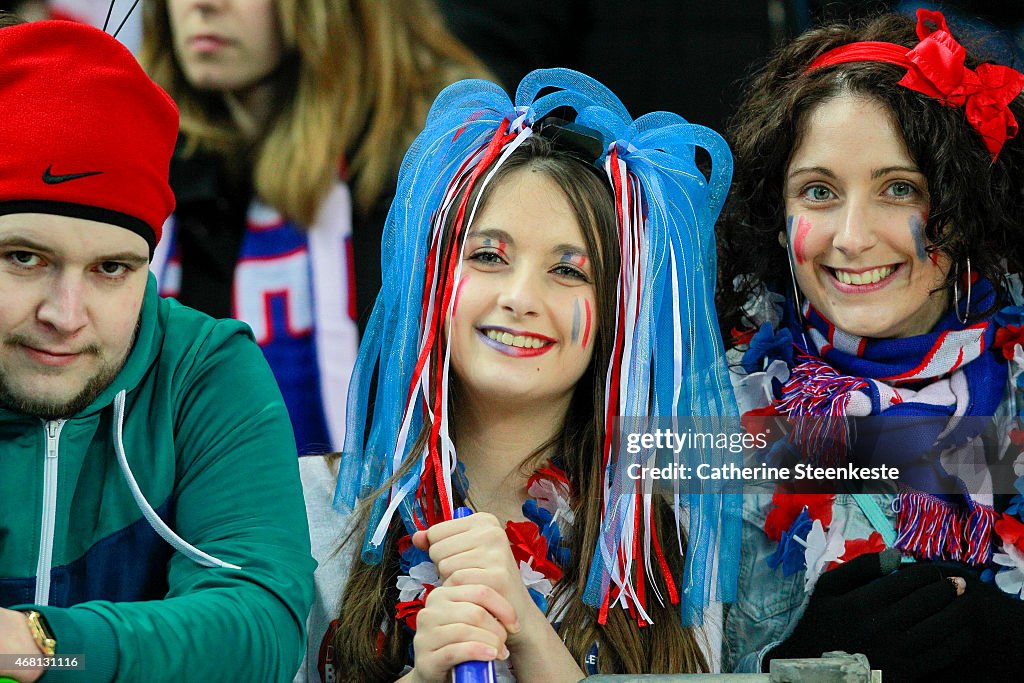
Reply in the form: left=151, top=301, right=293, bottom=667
left=22, top=610, right=56, bottom=657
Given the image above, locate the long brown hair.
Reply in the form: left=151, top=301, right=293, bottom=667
left=332, top=135, right=710, bottom=680
left=141, top=0, right=490, bottom=224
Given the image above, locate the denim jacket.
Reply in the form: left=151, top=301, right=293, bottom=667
left=723, top=489, right=897, bottom=672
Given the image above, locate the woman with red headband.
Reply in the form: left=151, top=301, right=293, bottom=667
left=718, top=10, right=1024, bottom=680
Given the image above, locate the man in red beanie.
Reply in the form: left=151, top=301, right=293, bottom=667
left=0, top=18, right=314, bottom=683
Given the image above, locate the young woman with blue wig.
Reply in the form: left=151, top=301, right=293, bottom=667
left=298, top=68, right=741, bottom=681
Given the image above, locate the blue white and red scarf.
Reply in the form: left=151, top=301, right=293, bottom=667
left=771, top=278, right=1008, bottom=565
left=154, top=185, right=359, bottom=455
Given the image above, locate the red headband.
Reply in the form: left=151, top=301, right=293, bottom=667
left=807, top=9, right=1024, bottom=161
left=0, top=21, right=178, bottom=253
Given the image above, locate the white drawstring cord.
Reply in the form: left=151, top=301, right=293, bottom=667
left=112, top=390, right=241, bottom=570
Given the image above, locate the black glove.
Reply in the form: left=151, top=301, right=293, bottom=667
left=765, top=550, right=974, bottom=682
left=936, top=573, right=1024, bottom=681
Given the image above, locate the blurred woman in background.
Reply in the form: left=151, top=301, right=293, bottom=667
left=142, top=0, right=489, bottom=453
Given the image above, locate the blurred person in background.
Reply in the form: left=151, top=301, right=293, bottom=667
left=141, top=0, right=490, bottom=455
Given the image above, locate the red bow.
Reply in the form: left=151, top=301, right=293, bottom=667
left=900, top=10, right=1024, bottom=159
left=808, top=9, right=1024, bottom=161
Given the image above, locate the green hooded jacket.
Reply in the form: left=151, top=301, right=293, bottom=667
left=1, top=275, right=315, bottom=682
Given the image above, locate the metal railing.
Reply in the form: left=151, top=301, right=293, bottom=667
left=586, top=652, right=882, bottom=682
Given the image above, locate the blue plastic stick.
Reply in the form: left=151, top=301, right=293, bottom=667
left=450, top=506, right=497, bottom=683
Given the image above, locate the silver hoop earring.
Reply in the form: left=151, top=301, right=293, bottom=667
left=786, top=248, right=813, bottom=349
left=787, top=248, right=804, bottom=326
left=953, top=256, right=972, bottom=325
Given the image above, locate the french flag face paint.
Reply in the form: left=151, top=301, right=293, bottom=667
left=792, top=215, right=811, bottom=266
left=908, top=214, right=928, bottom=261
left=571, top=298, right=581, bottom=344
left=582, top=298, right=592, bottom=348
left=452, top=275, right=469, bottom=316
left=789, top=200, right=949, bottom=337
left=914, top=212, right=942, bottom=267
left=569, top=296, right=593, bottom=348
left=481, top=237, right=507, bottom=253
left=560, top=251, right=588, bottom=268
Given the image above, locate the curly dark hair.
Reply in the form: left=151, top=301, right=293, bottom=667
left=716, top=11, right=1024, bottom=340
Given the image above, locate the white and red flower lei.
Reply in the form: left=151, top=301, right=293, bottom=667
left=393, top=461, right=575, bottom=632
left=763, top=489, right=1024, bottom=598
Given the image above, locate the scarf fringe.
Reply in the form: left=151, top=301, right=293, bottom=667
left=964, top=504, right=997, bottom=565
left=894, top=491, right=995, bottom=565
left=775, top=357, right=869, bottom=466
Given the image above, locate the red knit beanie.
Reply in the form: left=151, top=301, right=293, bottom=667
left=0, top=21, right=178, bottom=254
